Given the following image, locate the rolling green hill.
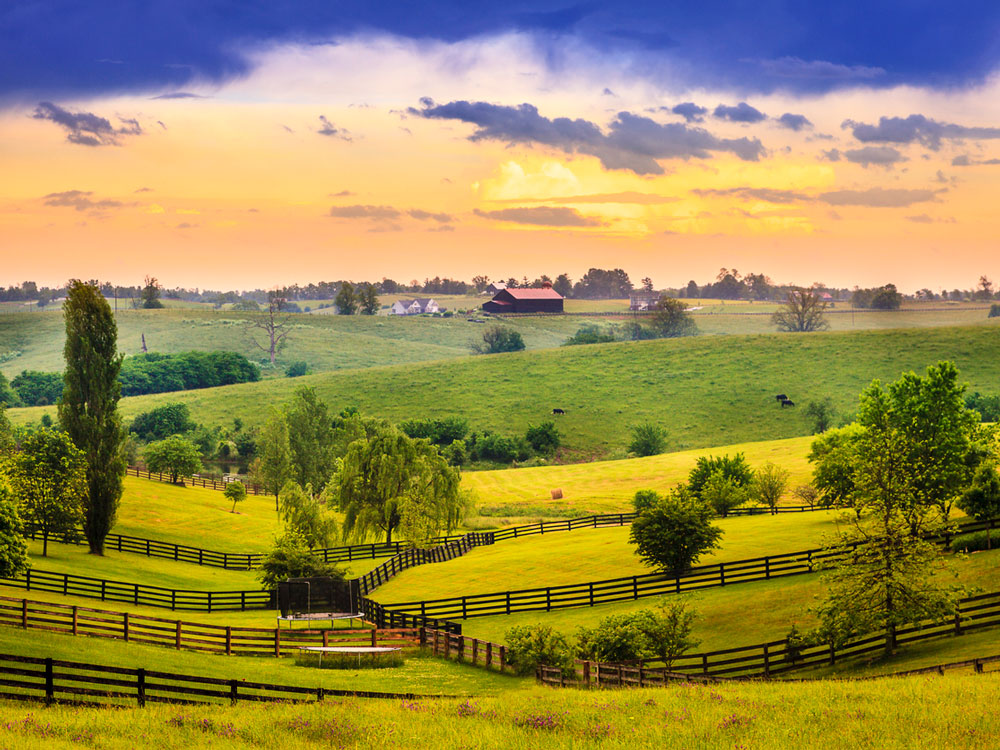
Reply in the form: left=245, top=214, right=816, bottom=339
left=9, top=322, right=1000, bottom=461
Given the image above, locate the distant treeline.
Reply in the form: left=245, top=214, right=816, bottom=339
left=0, top=351, right=260, bottom=406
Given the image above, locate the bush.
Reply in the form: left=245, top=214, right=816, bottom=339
left=119, top=351, right=260, bottom=396
left=577, top=613, right=651, bottom=662
left=471, top=325, right=525, bottom=354
left=966, top=392, right=1000, bottom=422
left=629, top=423, right=667, bottom=457
left=10, top=371, right=63, bottom=407
left=130, top=403, right=196, bottom=441
left=285, top=361, right=308, bottom=378
left=442, top=440, right=467, bottom=467
left=504, top=624, right=575, bottom=677
left=398, top=417, right=469, bottom=445
left=468, top=432, right=532, bottom=463
left=700, top=470, right=750, bottom=517
left=525, top=422, right=560, bottom=455
left=563, top=324, right=615, bottom=346
left=950, top=531, right=992, bottom=553
left=990, top=304, right=1000, bottom=318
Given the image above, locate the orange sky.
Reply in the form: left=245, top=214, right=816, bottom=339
left=2, top=34, right=999, bottom=292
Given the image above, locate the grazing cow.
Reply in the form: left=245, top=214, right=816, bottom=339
left=552, top=408, right=566, bottom=415
left=775, top=394, right=788, bottom=402
left=781, top=399, right=795, bottom=408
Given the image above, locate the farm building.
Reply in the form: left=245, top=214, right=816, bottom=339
left=482, top=285, right=564, bottom=314
left=390, top=298, right=439, bottom=315
left=629, top=291, right=662, bottom=311
left=485, top=281, right=507, bottom=295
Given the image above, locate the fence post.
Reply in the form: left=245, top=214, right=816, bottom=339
left=72, top=606, right=78, bottom=636
left=765, top=557, right=770, bottom=580
left=317, top=687, right=325, bottom=702
left=499, top=645, right=506, bottom=672
left=124, top=612, right=130, bottom=642
left=702, top=654, right=708, bottom=675
left=975, top=659, right=983, bottom=674
left=719, top=564, right=726, bottom=587
left=582, top=660, right=591, bottom=688
left=954, top=611, right=962, bottom=635
left=21, top=599, right=27, bottom=629
left=136, top=668, right=146, bottom=708
left=472, top=638, right=479, bottom=665
left=370, top=629, right=377, bottom=648
left=274, top=628, right=281, bottom=657
left=44, top=657, right=54, bottom=705
left=763, top=643, right=770, bottom=677
left=486, top=641, right=493, bottom=668
left=226, top=626, right=232, bottom=655
left=230, top=679, right=238, bottom=706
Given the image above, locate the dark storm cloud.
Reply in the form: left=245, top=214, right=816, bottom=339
left=412, top=100, right=765, bottom=175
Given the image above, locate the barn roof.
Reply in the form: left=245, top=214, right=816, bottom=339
left=501, top=288, right=564, bottom=300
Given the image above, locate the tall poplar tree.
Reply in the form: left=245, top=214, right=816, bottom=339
left=59, top=280, right=126, bottom=555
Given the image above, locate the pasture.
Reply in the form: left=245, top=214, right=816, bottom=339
left=10, top=322, right=1000, bottom=462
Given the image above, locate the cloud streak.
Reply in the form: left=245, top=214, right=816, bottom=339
left=844, top=114, right=1000, bottom=150
left=412, top=99, right=766, bottom=175
left=474, top=206, right=604, bottom=227
left=31, top=102, right=142, bottom=146
left=42, top=190, right=131, bottom=211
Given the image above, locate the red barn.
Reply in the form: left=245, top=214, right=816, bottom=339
left=482, top=285, right=564, bottom=314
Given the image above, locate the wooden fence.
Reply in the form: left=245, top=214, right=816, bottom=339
left=421, top=627, right=511, bottom=672
left=126, top=466, right=269, bottom=496
left=0, top=652, right=437, bottom=708
left=366, top=516, right=1000, bottom=622
left=536, top=591, right=1000, bottom=687
left=0, top=596, right=418, bottom=658
left=0, top=568, right=272, bottom=612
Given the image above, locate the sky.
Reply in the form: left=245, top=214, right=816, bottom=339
left=2, top=1, right=1000, bottom=292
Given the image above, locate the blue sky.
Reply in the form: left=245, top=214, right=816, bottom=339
left=4, top=1, right=1000, bottom=100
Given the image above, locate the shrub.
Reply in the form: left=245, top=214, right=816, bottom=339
left=525, top=421, right=560, bottom=455
left=398, top=417, right=469, bottom=445
left=990, top=304, right=1000, bottom=318
left=285, top=361, right=308, bottom=378
left=965, top=392, right=1000, bottom=422
left=950, top=531, right=992, bottom=553
left=471, top=325, right=525, bottom=354
left=119, top=351, right=260, bottom=396
left=504, top=624, right=575, bottom=677
left=629, top=423, right=667, bottom=457
left=563, top=324, right=615, bottom=346
left=130, top=403, right=196, bottom=441
left=700, top=470, right=750, bottom=517
left=442, top=440, right=468, bottom=467
left=577, top=613, right=651, bottom=663
left=469, top=432, right=532, bottom=463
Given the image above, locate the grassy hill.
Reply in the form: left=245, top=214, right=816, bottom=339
left=10, top=322, right=1000, bottom=461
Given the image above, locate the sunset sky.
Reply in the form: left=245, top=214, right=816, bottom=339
left=2, top=2, right=1000, bottom=292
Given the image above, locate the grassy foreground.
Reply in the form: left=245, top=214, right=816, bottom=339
left=0, top=672, right=996, bottom=749
left=11, top=323, right=1000, bottom=461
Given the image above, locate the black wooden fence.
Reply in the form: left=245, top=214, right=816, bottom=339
left=537, top=591, right=1000, bottom=686
left=0, top=653, right=437, bottom=708
left=0, top=568, right=272, bottom=612
left=375, top=517, right=999, bottom=622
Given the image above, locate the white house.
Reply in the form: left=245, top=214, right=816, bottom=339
left=390, top=298, right=439, bottom=315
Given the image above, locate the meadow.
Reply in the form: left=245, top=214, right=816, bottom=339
left=10, top=322, right=1000, bottom=462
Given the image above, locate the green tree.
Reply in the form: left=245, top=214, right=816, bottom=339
left=629, top=422, right=667, bottom=457
left=649, top=297, right=697, bottom=338
left=576, top=612, right=652, bottom=663
left=129, top=403, right=195, bottom=441
left=9, top=428, right=87, bottom=556
left=808, top=425, right=863, bottom=509
left=0, top=477, right=29, bottom=578
left=471, top=325, right=525, bottom=354
left=255, top=532, right=345, bottom=589
left=635, top=600, right=700, bottom=669
left=333, top=426, right=463, bottom=544
left=59, top=279, right=126, bottom=555
left=804, top=398, right=836, bottom=434
left=700, top=469, right=750, bottom=517
left=958, top=462, right=1000, bottom=549
left=771, top=288, right=829, bottom=332
left=224, top=480, right=247, bottom=513
left=752, top=461, right=789, bottom=514
left=10, top=371, right=63, bottom=407
left=141, top=276, right=164, bottom=309
left=279, top=480, right=338, bottom=548
left=687, top=453, right=753, bottom=498
left=358, top=283, right=379, bottom=315
left=285, top=387, right=336, bottom=492
left=143, top=435, right=202, bottom=484
left=0, top=372, right=20, bottom=408
left=252, top=408, right=293, bottom=511
left=525, top=421, right=560, bottom=455
left=552, top=273, right=573, bottom=298
left=629, top=486, right=723, bottom=573
left=335, top=282, right=358, bottom=315
left=0, top=405, right=12, bottom=453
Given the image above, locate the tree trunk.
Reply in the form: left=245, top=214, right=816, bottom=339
left=385, top=526, right=393, bottom=545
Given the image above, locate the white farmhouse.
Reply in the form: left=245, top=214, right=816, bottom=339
left=389, top=298, right=439, bottom=315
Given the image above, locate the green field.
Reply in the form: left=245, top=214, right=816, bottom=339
left=11, top=323, right=1000, bottom=462
left=0, top=657, right=995, bottom=749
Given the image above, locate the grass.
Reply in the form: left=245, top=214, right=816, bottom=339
left=465, top=434, right=817, bottom=514
left=451, top=549, right=1000, bottom=649
left=0, top=624, right=527, bottom=697
left=0, top=666, right=997, bottom=748
left=371, top=510, right=845, bottom=603
left=9, top=322, right=1000, bottom=462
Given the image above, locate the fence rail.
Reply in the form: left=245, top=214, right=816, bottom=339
left=0, top=596, right=418, bottom=658
left=125, top=466, right=270, bottom=496
left=536, top=591, right=1000, bottom=687
left=0, top=569, right=272, bottom=612
left=0, top=652, right=438, bottom=708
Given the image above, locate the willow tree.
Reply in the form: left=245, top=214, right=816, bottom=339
left=333, top=426, right=463, bottom=544
left=58, top=280, right=125, bottom=555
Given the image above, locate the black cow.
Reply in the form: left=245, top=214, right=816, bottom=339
left=775, top=394, right=788, bottom=402
left=781, top=399, right=795, bottom=408
left=552, top=408, right=566, bottom=415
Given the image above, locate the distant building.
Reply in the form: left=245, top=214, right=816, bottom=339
left=629, top=291, right=662, bottom=311
left=390, top=298, right=439, bottom=315
left=485, top=281, right=507, bottom=295
left=482, top=284, right=564, bottom=314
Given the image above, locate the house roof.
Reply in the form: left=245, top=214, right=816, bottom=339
left=500, top=288, right=564, bottom=300
left=394, top=299, right=416, bottom=307
left=414, top=298, right=434, bottom=306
